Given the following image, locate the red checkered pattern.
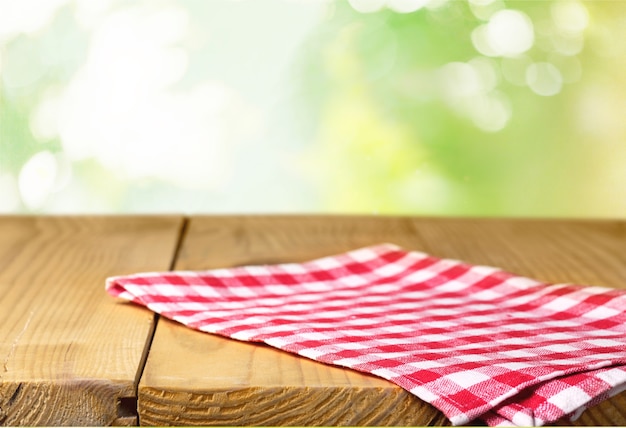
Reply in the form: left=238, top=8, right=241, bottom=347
left=106, top=244, right=626, bottom=426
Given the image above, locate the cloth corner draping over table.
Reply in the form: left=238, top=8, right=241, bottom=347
left=106, top=244, right=626, bottom=426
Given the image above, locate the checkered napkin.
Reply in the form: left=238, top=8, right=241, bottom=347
left=106, top=244, right=626, bottom=426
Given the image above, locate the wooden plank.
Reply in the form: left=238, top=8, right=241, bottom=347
left=139, top=215, right=446, bottom=426
left=140, top=319, right=449, bottom=426
left=0, top=216, right=183, bottom=426
left=138, top=215, right=626, bottom=426
left=406, top=218, right=625, bottom=289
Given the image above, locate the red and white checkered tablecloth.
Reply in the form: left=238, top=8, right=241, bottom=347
left=106, top=244, right=626, bottom=426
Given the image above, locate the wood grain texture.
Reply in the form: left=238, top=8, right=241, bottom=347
left=0, top=216, right=183, bottom=426
left=139, top=215, right=626, bottom=426
left=140, top=319, right=449, bottom=426
left=406, top=217, right=625, bottom=289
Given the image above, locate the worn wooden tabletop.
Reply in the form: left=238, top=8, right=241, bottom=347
left=0, top=215, right=624, bottom=426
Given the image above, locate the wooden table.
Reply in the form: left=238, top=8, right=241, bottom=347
left=0, top=215, right=624, bottom=426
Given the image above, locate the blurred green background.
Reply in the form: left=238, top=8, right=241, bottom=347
left=1, top=0, right=624, bottom=217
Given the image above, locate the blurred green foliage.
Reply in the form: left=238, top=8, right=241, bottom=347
left=0, top=0, right=624, bottom=217
left=297, top=1, right=626, bottom=216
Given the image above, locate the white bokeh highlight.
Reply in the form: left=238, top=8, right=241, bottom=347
left=526, top=62, right=563, bottom=96
left=472, top=9, right=534, bottom=57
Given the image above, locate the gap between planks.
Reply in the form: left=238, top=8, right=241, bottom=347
left=128, top=217, right=189, bottom=425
